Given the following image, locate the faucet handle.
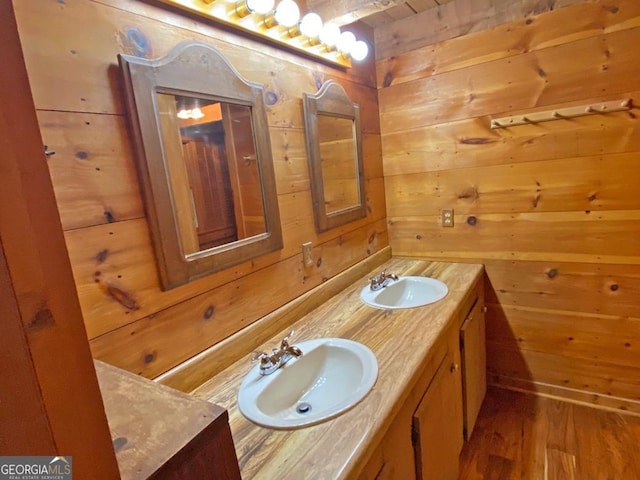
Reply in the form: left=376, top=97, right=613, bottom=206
left=280, top=330, right=295, bottom=349
left=251, top=350, right=270, bottom=365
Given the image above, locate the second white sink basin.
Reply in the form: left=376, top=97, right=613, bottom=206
left=238, top=338, right=378, bottom=429
left=360, top=276, right=448, bottom=309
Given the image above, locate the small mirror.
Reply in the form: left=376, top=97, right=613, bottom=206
left=303, top=81, right=366, bottom=232
left=119, top=42, right=282, bottom=290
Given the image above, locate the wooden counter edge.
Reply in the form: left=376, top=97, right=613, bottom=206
left=95, top=360, right=241, bottom=479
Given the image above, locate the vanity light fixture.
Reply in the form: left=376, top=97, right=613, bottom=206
left=351, top=40, right=369, bottom=61
left=299, top=12, right=323, bottom=39
left=246, top=0, right=275, bottom=15
left=337, top=31, right=356, bottom=56
left=176, top=107, right=205, bottom=120
left=319, top=22, right=341, bottom=50
left=158, top=0, right=369, bottom=67
left=273, top=0, right=300, bottom=28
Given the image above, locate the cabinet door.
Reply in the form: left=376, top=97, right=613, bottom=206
left=460, top=298, right=487, bottom=440
left=413, top=352, right=463, bottom=480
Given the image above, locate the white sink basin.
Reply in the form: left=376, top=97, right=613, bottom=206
left=238, top=338, right=378, bottom=429
left=360, top=276, right=448, bottom=309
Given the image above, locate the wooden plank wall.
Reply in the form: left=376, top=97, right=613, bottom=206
left=377, top=0, right=640, bottom=413
left=13, top=0, right=386, bottom=385
left=373, top=0, right=593, bottom=60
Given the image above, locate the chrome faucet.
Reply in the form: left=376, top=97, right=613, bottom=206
left=252, top=330, right=303, bottom=376
left=368, top=271, right=398, bottom=291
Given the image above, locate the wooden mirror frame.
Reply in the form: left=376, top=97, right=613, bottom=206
left=303, top=80, right=366, bottom=232
left=119, top=41, right=282, bottom=290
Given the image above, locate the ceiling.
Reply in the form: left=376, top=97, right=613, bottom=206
left=304, top=0, right=456, bottom=27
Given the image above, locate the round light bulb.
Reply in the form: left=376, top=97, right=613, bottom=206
left=274, top=0, right=300, bottom=28
left=319, top=22, right=340, bottom=47
left=190, top=108, right=205, bottom=120
left=351, top=40, right=369, bottom=61
left=246, top=0, right=274, bottom=14
left=337, top=31, right=356, bottom=54
left=299, top=13, right=323, bottom=38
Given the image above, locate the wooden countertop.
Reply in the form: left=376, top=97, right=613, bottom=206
left=192, top=258, right=484, bottom=479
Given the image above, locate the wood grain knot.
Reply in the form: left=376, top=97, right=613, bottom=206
left=204, top=305, right=215, bottom=320
left=316, top=257, right=322, bottom=267
left=547, top=268, right=558, bottom=279
left=95, top=249, right=109, bottom=263
left=104, top=210, right=116, bottom=223
left=383, top=71, right=393, bottom=88
left=144, top=352, right=156, bottom=364
left=460, top=137, right=497, bottom=145
left=119, top=27, right=152, bottom=58
left=466, top=216, right=478, bottom=226
left=28, top=307, right=55, bottom=330
left=75, top=150, right=89, bottom=160
left=458, top=187, right=479, bottom=201
left=264, top=91, right=278, bottom=105
left=113, top=437, right=128, bottom=453
left=107, top=285, right=140, bottom=311
left=610, top=284, right=619, bottom=291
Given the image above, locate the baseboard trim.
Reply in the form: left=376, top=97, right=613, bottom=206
left=489, top=374, right=640, bottom=417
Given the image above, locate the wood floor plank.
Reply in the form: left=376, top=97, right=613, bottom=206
left=459, top=387, right=640, bottom=479
left=545, top=447, right=576, bottom=480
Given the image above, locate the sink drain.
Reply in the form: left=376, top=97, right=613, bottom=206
left=296, top=402, right=312, bottom=415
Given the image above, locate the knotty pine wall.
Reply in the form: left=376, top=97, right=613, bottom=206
left=13, top=0, right=386, bottom=385
left=377, top=0, right=640, bottom=413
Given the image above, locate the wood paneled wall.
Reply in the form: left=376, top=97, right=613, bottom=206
left=14, top=0, right=386, bottom=385
left=377, top=0, right=640, bottom=413
left=373, top=0, right=593, bottom=60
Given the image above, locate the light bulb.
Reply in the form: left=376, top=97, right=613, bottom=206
left=177, top=109, right=190, bottom=120
left=274, top=0, right=300, bottom=28
left=190, top=108, right=205, bottom=119
left=337, top=31, right=356, bottom=54
left=299, top=13, right=323, bottom=38
left=319, top=22, right=340, bottom=48
left=351, top=40, right=369, bottom=61
left=246, top=0, right=274, bottom=15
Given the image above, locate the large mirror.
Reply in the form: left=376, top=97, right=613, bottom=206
left=119, top=41, right=282, bottom=290
left=303, top=80, right=366, bottom=232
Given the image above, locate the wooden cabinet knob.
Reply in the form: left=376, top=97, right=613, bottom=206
left=450, top=363, right=459, bottom=373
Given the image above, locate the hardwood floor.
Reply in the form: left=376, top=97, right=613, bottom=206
left=458, top=387, right=640, bottom=480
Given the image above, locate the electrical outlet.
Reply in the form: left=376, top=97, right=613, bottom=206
left=441, top=209, right=454, bottom=227
left=302, top=242, right=314, bottom=267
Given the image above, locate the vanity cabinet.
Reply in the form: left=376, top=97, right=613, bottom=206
left=358, top=275, right=485, bottom=480
left=413, top=347, right=463, bottom=480
left=460, top=292, right=487, bottom=440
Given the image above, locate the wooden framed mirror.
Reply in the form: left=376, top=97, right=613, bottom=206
left=303, top=80, right=366, bottom=232
left=119, top=41, right=282, bottom=290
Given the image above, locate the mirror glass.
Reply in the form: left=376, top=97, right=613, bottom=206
left=156, top=93, right=267, bottom=254
left=317, top=114, right=359, bottom=215
left=119, top=41, right=282, bottom=290
left=303, top=80, right=366, bottom=232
